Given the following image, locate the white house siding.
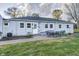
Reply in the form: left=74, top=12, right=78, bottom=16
left=54, top=23, right=74, bottom=33
left=54, top=23, right=66, bottom=32
left=39, top=22, right=55, bottom=32
left=39, top=22, right=74, bottom=34
left=16, top=21, right=26, bottom=36
left=3, top=21, right=9, bottom=36
left=25, top=22, right=33, bottom=35
left=0, top=16, right=3, bottom=39
left=16, top=21, right=39, bottom=35
left=3, top=21, right=16, bottom=36
left=32, top=22, right=39, bottom=34
left=8, top=21, right=17, bottom=36
left=3, top=21, right=39, bottom=36
left=0, top=16, right=3, bottom=33
left=2, top=20, right=74, bottom=37
left=14, top=21, right=39, bottom=36
left=65, top=24, right=74, bottom=33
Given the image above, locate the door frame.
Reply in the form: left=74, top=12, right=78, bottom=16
left=32, top=23, right=38, bottom=34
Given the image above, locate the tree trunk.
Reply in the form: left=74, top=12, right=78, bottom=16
left=77, top=20, right=79, bottom=29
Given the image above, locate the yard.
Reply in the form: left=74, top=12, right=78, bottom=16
left=0, top=33, right=79, bottom=56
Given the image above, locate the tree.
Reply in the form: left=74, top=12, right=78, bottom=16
left=64, top=3, right=79, bottom=28
left=32, top=13, right=39, bottom=17
left=52, top=9, right=62, bottom=19
left=4, top=7, right=19, bottom=18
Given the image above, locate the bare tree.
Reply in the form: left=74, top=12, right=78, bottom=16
left=64, top=3, right=79, bottom=28
left=32, top=13, right=39, bottom=17
left=4, top=7, right=19, bottom=18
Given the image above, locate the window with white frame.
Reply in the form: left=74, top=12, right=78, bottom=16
left=4, top=23, right=8, bottom=26
left=45, top=24, right=48, bottom=28
left=34, top=24, right=37, bottom=29
left=50, top=24, right=53, bottom=28
left=67, top=25, right=69, bottom=28
left=27, top=23, right=31, bottom=28
left=59, top=24, right=61, bottom=28
left=20, top=23, right=24, bottom=28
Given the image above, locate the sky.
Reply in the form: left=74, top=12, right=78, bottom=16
left=0, top=3, right=63, bottom=18
left=0, top=3, right=18, bottom=18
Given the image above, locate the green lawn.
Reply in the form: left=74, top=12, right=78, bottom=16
left=0, top=34, right=79, bottom=56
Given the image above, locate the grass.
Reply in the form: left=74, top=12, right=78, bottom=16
left=0, top=34, right=79, bottom=55
left=74, top=29, right=79, bottom=33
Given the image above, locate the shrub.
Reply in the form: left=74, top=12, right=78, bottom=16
left=68, top=33, right=72, bottom=35
left=26, top=34, right=33, bottom=38
left=1, top=37, right=11, bottom=40
left=74, top=29, right=79, bottom=33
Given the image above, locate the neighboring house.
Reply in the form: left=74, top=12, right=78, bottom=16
left=0, top=15, right=74, bottom=39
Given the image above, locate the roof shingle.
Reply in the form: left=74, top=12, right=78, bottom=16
left=3, top=16, right=74, bottom=24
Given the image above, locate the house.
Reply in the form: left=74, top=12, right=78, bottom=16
left=0, top=15, right=74, bottom=39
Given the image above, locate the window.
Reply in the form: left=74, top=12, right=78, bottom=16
left=20, top=23, right=24, bottom=28
left=67, top=25, right=69, bottom=28
left=59, top=25, right=61, bottom=28
left=34, top=24, right=37, bottom=29
left=50, top=24, right=53, bottom=28
left=45, top=24, right=48, bottom=28
left=27, top=23, right=31, bottom=28
left=4, top=23, right=8, bottom=26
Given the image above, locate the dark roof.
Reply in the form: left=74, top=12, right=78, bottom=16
left=3, top=16, right=73, bottom=24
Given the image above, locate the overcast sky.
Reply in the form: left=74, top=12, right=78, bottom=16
left=0, top=3, right=17, bottom=18
left=0, top=3, right=62, bottom=18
